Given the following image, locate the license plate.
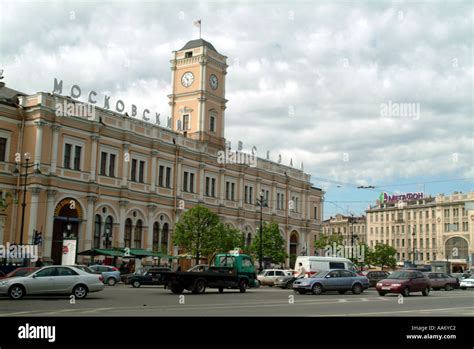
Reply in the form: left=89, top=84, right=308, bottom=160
left=382, top=286, right=391, bottom=290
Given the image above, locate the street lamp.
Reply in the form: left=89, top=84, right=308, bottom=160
left=256, top=190, right=267, bottom=273
left=13, top=152, right=41, bottom=246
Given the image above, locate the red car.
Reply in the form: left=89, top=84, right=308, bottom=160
left=0, top=267, right=38, bottom=279
left=376, top=270, right=430, bottom=297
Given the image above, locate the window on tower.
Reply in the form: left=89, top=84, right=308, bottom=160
left=210, top=115, right=216, bottom=132
left=183, top=114, right=189, bottom=130
left=185, top=51, right=193, bottom=58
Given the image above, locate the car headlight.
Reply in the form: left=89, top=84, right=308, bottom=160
left=299, top=281, right=310, bottom=286
left=376, top=282, right=382, bottom=287
left=0, top=281, right=9, bottom=287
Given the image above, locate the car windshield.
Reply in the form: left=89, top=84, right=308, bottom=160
left=387, top=271, right=411, bottom=280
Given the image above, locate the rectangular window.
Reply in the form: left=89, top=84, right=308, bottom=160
left=185, top=51, right=192, bottom=58
left=138, top=160, right=145, bottom=183
left=158, top=166, right=164, bottom=187
left=210, top=115, right=215, bottom=132
left=109, top=154, right=116, bottom=177
left=189, top=173, right=194, bottom=193
left=245, top=185, right=249, bottom=204
left=165, top=167, right=171, bottom=188
left=73, top=145, right=81, bottom=170
left=314, top=207, right=318, bottom=222
left=131, top=159, right=137, bottom=182
left=183, top=114, right=189, bottom=131
left=183, top=171, right=188, bottom=192
left=211, top=178, right=216, bottom=197
left=0, top=137, right=6, bottom=162
left=277, top=193, right=280, bottom=209
left=100, top=152, right=107, bottom=175
left=206, top=177, right=210, bottom=196
left=231, top=183, right=235, bottom=201
left=249, top=186, right=253, bottom=204
left=226, top=181, right=230, bottom=200
left=64, top=143, right=72, bottom=169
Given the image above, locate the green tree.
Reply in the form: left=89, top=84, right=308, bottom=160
left=205, top=222, right=245, bottom=255
left=368, top=244, right=397, bottom=270
left=0, top=192, right=11, bottom=212
left=250, top=222, right=287, bottom=266
left=173, top=205, right=221, bottom=264
left=313, top=233, right=343, bottom=255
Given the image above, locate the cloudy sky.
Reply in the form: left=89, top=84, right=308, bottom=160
left=1, top=0, right=472, bottom=217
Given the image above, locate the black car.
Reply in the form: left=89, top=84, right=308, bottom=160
left=364, top=270, right=391, bottom=287
left=129, top=267, right=172, bottom=288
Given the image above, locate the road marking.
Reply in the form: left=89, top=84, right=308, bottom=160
left=338, top=299, right=348, bottom=303
left=360, top=298, right=369, bottom=302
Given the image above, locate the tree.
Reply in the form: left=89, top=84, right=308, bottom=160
left=204, top=223, right=245, bottom=256
left=250, top=222, right=287, bottom=265
left=173, top=205, right=221, bottom=264
left=368, top=244, right=397, bottom=270
left=0, top=191, right=11, bottom=212
left=313, top=233, right=343, bottom=255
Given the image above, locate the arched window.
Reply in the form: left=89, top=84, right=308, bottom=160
left=124, top=218, right=132, bottom=247
left=134, top=219, right=142, bottom=248
left=93, top=215, right=102, bottom=249
left=153, top=222, right=160, bottom=252
left=161, top=223, right=169, bottom=253
left=104, top=216, right=113, bottom=248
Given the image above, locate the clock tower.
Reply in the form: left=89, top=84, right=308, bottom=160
left=168, top=39, right=228, bottom=147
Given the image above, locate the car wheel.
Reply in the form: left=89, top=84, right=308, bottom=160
left=286, top=280, right=294, bottom=289
left=132, top=280, right=141, bottom=288
left=107, top=278, right=117, bottom=286
left=218, top=287, right=224, bottom=293
left=192, top=279, right=207, bottom=294
left=338, top=290, right=346, bottom=295
left=378, top=292, right=386, bottom=296
left=311, top=283, right=323, bottom=295
left=444, top=284, right=453, bottom=291
left=239, top=279, right=248, bottom=293
left=402, top=287, right=410, bottom=297
left=352, top=283, right=363, bottom=295
left=73, top=285, right=88, bottom=299
left=422, top=287, right=430, bottom=296
left=9, top=285, right=25, bottom=300
left=460, top=287, right=467, bottom=290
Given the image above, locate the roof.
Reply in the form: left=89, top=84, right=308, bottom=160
left=0, top=84, right=26, bottom=106
left=180, top=39, right=218, bottom=53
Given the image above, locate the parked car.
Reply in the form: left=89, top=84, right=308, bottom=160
left=460, top=276, right=474, bottom=290
left=186, top=264, right=209, bottom=272
left=0, top=267, right=38, bottom=280
left=424, top=272, right=459, bottom=291
left=89, top=265, right=121, bottom=286
left=363, top=270, right=391, bottom=287
left=129, top=267, right=172, bottom=288
left=376, top=270, right=431, bottom=296
left=451, top=272, right=472, bottom=281
left=67, top=265, right=94, bottom=274
left=0, top=266, right=104, bottom=300
left=275, top=274, right=296, bottom=289
left=257, top=269, right=292, bottom=286
left=292, top=269, right=369, bottom=295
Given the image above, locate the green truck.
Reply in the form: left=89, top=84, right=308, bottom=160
left=161, top=252, right=258, bottom=294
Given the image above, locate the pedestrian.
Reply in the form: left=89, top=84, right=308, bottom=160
left=295, top=262, right=306, bottom=279
left=35, top=258, right=43, bottom=268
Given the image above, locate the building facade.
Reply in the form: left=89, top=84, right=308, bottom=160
left=0, top=39, right=324, bottom=267
left=366, top=191, right=474, bottom=270
left=321, top=214, right=366, bottom=246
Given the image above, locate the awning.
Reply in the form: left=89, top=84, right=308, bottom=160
left=77, top=248, right=125, bottom=257
left=77, top=248, right=173, bottom=259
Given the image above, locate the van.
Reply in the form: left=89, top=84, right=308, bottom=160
left=294, top=256, right=357, bottom=277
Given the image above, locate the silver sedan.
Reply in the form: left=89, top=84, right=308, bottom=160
left=0, top=266, right=105, bottom=300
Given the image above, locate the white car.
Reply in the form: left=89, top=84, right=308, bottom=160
left=0, top=265, right=105, bottom=300
left=257, top=269, right=292, bottom=286
left=460, top=276, right=474, bottom=290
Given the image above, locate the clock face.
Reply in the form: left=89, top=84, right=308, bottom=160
left=181, top=72, right=194, bottom=87
left=209, top=74, right=218, bottom=90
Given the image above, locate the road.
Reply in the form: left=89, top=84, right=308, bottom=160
left=0, top=285, right=472, bottom=316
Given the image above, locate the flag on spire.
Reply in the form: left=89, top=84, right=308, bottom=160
left=193, top=19, right=202, bottom=38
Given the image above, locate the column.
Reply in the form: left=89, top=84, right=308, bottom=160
left=118, top=200, right=128, bottom=248
left=272, top=183, right=277, bottom=214
left=90, top=134, right=99, bottom=181
left=33, top=120, right=45, bottom=168
left=255, top=178, right=261, bottom=203
left=27, top=187, right=41, bottom=244
left=238, top=173, right=244, bottom=208
left=176, top=157, right=183, bottom=197
left=146, top=205, right=157, bottom=251
left=150, top=150, right=158, bottom=192
left=219, top=168, right=225, bottom=205
left=121, top=143, right=130, bottom=187
left=84, top=195, right=97, bottom=251
left=49, top=125, right=61, bottom=175
left=301, top=190, right=307, bottom=220
left=43, top=189, right=57, bottom=261
left=198, top=163, right=205, bottom=202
